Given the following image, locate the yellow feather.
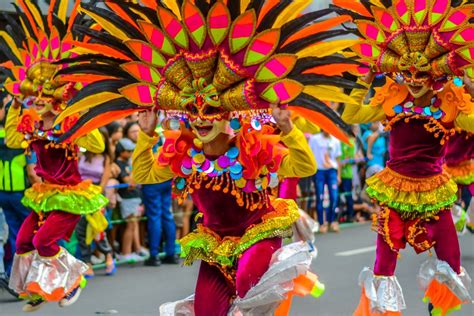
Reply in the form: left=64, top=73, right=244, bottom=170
left=0, top=32, right=21, bottom=61
left=54, top=92, right=123, bottom=126
left=18, top=16, right=32, bottom=38
left=161, top=0, right=182, bottom=19
left=303, top=85, right=358, bottom=105
left=78, top=6, right=129, bottom=41
left=292, top=116, right=321, bottom=134
left=369, top=0, right=384, bottom=7
left=24, top=0, right=45, bottom=31
left=58, top=0, right=69, bottom=24
left=273, top=0, right=312, bottom=28
left=240, top=0, right=252, bottom=12
left=130, top=9, right=152, bottom=23
left=296, top=39, right=362, bottom=58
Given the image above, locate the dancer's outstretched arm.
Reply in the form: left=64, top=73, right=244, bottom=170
left=5, top=99, right=24, bottom=149
left=342, top=73, right=386, bottom=125
left=278, top=127, right=317, bottom=178
left=132, top=110, right=174, bottom=184
left=272, top=105, right=316, bottom=178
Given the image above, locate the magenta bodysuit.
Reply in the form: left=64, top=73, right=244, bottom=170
left=30, top=139, right=82, bottom=185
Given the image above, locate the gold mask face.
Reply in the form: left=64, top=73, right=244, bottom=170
left=31, top=97, right=54, bottom=116
left=190, top=118, right=228, bottom=143
left=406, top=82, right=431, bottom=98
left=19, top=62, right=69, bottom=115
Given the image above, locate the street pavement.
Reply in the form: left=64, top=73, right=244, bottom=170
left=1, top=223, right=473, bottom=316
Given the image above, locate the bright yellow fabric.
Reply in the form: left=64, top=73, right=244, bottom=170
left=342, top=79, right=386, bottom=124
left=5, top=107, right=24, bottom=149
left=85, top=212, right=108, bottom=245
left=279, top=127, right=317, bottom=177
left=75, top=129, right=105, bottom=154
left=132, top=126, right=316, bottom=184
left=455, top=112, right=474, bottom=133
left=132, top=130, right=175, bottom=184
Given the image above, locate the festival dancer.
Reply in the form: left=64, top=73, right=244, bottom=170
left=0, top=0, right=108, bottom=312
left=333, top=0, right=474, bottom=315
left=51, top=1, right=362, bottom=314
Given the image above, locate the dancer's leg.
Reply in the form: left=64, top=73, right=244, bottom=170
left=235, top=237, right=282, bottom=298
left=373, top=234, right=398, bottom=276
left=194, top=261, right=234, bottom=316
left=425, top=210, right=460, bottom=273
left=32, top=211, right=80, bottom=257
left=15, top=212, right=39, bottom=255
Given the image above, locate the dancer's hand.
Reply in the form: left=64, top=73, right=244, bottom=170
left=11, top=97, right=22, bottom=109
left=271, top=103, right=293, bottom=135
left=138, top=109, right=158, bottom=136
left=463, top=73, right=474, bottom=98
left=362, top=70, right=375, bottom=85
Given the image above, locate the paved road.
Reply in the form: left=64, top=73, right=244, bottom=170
left=1, top=224, right=473, bottom=316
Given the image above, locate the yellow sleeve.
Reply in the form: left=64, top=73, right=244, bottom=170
left=455, top=112, right=474, bottom=133
left=278, top=127, right=317, bottom=178
left=342, top=79, right=386, bottom=124
left=5, top=106, right=24, bottom=149
left=132, top=130, right=175, bottom=184
left=74, top=129, right=105, bottom=153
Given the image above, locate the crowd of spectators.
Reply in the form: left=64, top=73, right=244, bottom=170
left=302, top=119, right=389, bottom=232
left=0, top=92, right=390, bottom=296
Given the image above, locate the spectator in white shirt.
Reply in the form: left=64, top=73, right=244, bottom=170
left=308, top=131, right=342, bottom=233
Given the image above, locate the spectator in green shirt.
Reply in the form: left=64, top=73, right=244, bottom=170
left=339, top=133, right=364, bottom=222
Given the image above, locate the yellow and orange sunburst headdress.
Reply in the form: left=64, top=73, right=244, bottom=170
left=0, top=0, right=85, bottom=113
left=55, top=0, right=365, bottom=142
left=333, top=0, right=474, bottom=83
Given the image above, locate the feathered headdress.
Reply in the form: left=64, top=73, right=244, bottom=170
left=332, top=0, right=474, bottom=83
left=55, top=0, right=364, bottom=142
left=0, top=0, right=85, bottom=113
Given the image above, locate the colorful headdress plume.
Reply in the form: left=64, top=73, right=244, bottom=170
left=332, top=0, right=474, bottom=82
left=0, top=0, right=85, bottom=112
left=55, top=0, right=364, bottom=142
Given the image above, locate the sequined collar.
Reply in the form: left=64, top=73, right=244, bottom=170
left=392, top=95, right=445, bottom=120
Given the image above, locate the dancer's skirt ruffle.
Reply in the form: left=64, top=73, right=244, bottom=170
left=22, top=180, right=108, bottom=215
left=367, top=168, right=457, bottom=219
left=180, top=198, right=299, bottom=267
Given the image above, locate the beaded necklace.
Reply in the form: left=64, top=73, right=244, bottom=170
left=20, top=117, right=78, bottom=160
left=174, top=142, right=280, bottom=211
left=392, top=95, right=445, bottom=120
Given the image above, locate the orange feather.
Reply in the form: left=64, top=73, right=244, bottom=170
left=105, top=3, right=140, bottom=30
left=58, top=74, right=115, bottom=83
left=140, top=0, right=158, bottom=9
left=69, top=109, right=138, bottom=142
left=257, top=0, right=278, bottom=26
left=302, top=64, right=360, bottom=76
left=17, top=0, right=40, bottom=38
left=47, top=0, right=57, bottom=30
left=291, top=106, right=350, bottom=145
left=332, top=0, right=371, bottom=17
left=68, top=41, right=132, bottom=61
left=282, top=15, right=352, bottom=47
left=68, top=0, right=80, bottom=32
